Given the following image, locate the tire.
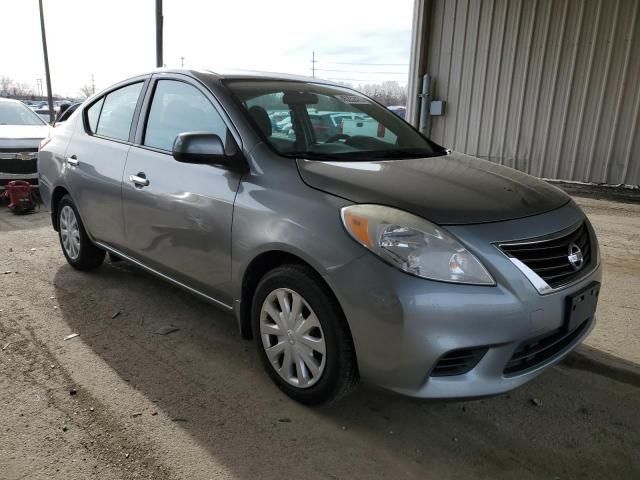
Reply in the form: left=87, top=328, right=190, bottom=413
left=251, top=264, right=359, bottom=405
left=57, top=195, right=105, bottom=270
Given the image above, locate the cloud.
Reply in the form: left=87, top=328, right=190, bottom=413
left=1, top=0, right=414, bottom=96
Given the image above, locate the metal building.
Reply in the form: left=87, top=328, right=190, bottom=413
left=407, top=0, right=640, bottom=186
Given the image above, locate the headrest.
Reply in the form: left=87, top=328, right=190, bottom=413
left=248, top=105, right=272, bottom=137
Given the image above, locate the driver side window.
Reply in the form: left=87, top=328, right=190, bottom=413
left=144, top=80, right=227, bottom=152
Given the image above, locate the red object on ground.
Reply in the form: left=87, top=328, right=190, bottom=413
left=1, top=180, right=38, bottom=214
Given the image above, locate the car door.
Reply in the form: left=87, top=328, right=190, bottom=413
left=64, top=80, right=147, bottom=248
left=121, top=74, right=242, bottom=305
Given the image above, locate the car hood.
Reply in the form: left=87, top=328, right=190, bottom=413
left=296, top=151, right=570, bottom=225
left=0, top=124, right=50, bottom=140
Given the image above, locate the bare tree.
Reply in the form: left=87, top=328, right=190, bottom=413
left=13, top=82, right=34, bottom=96
left=0, top=76, right=11, bottom=96
left=358, top=81, right=407, bottom=106
left=79, top=84, right=94, bottom=98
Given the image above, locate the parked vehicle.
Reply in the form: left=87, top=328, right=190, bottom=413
left=39, top=70, right=601, bottom=405
left=307, top=112, right=366, bottom=142
left=274, top=115, right=293, bottom=133
left=33, top=108, right=55, bottom=124
left=308, top=113, right=340, bottom=142
left=0, top=98, right=50, bottom=191
left=268, top=110, right=290, bottom=132
left=387, top=105, right=406, bottom=119
left=54, top=102, right=80, bottom=126
left=341, top=116, right=397, bottom=142
left=29, top=101, right=48, bottom=110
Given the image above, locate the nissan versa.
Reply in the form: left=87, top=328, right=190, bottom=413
left=38, top=69, right=601, bottom=404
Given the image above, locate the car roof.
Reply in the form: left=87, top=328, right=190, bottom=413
left=127, top=68, right=342, bottom=86
left=204, top=68, right=338, bottom=85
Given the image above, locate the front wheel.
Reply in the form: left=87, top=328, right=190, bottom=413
left=252, top=264, right=359, bottom=404
left=57, top=195, right=105, bottom=270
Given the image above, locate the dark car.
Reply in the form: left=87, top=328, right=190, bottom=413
left=54, top=102, right=80, bottom=125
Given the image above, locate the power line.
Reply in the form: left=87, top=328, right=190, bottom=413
left=325, top=77, right=407, bottom=83
left=315, top=68, right=407, bottom=75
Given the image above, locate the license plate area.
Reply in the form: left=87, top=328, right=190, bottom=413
left=565, top=282, right=600, bottom=331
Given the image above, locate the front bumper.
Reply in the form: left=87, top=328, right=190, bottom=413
left=325, top=201, right=602, bottom=398
left=0, top=172, right=39, bottom=190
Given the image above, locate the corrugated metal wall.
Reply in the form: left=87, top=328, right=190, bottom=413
left=425, top=0, right=640, bottom=185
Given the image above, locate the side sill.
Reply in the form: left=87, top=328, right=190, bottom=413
left=94, top=242, right=234, bottom=312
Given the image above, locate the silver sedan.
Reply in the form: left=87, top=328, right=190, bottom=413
left=38, top=69, right=601, bottom=404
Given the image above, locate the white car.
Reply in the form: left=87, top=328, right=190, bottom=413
left=341, top=117, right=397, bottom=143
left=0, top=98, right=51, bottom=190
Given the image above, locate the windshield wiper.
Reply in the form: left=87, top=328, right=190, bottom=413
left=283, top=149, right=444, bottom=161
left=317, top=149, right=432, bottom=160
left=283, top=151, right=342, bottom=160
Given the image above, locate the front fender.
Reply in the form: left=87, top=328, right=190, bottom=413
left=230, top=147, right=366, bottom=313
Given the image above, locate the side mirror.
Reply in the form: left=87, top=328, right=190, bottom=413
left=172, top=132, right=229, bottom=165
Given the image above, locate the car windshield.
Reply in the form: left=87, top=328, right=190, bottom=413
left=225, top=80, right=446, bottom=161
left=0, top=101, right=46, bottom=126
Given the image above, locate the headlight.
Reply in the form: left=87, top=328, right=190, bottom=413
left=341, top=205, right=495, bottom=285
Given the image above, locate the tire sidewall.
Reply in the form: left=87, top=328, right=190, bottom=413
left=251, top=266, right=346, bottom=404
left=57, top=196, right=92, bottom=268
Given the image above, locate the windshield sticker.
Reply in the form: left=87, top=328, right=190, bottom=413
left=336, top=95, right=370, bottom=105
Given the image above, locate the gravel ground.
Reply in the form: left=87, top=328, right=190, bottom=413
left=573, top=196, right=640, bottom=364
left=1, top=197, right=638, bottom=480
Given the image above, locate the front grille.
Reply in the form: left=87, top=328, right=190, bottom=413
left=500, top=222, right=592, bottom=289
left=430, top=347, right=488, bottom=377
left=0, top=158, right=37, bottom=174
left=503, top=318, right=591, bottom=375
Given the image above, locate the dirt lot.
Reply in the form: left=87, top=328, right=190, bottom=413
left=572, top=197, right=640, bottom=364
left=1, top=197, right=639, bottom=480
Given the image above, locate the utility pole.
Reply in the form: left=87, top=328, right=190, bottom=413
left=38, top=0, right=54, bottom=122
left=155, top=0, right=163, bottom=68
left=36, top=78, right=43, bottom=97
left=311, top=51, right=316, bottom=78
left=91, top=74, right=95, bottom=94
left=180, top=56, right=185, bottom=67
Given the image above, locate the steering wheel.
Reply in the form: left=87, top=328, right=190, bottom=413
left=325, top=133, right=352, bottom=143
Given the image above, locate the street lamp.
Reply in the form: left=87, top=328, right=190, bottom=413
left=156, top=0, right=163, bottom=68
left=38, top=0, right=55, bottom=123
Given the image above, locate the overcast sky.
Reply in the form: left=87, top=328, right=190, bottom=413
left=1, top=0, right=414, bottom=97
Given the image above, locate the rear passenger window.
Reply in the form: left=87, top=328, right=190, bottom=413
left=94, top=82, right=143, bottom=141
left=144, top=80, right=227, bottom=151
left=86, top=98, right=104, bottom=133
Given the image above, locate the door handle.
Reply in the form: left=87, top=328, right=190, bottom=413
left=129, top=173, right=150, bottom=187
left=66, top=155, right=79, bottom=166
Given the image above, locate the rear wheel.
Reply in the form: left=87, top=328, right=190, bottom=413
left=252, top=264, right=359, bottom=404
left=57, top=195, right=105, bottom=270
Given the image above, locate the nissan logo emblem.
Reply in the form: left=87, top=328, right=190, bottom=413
left=567, top=243, right=584, bottom=270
